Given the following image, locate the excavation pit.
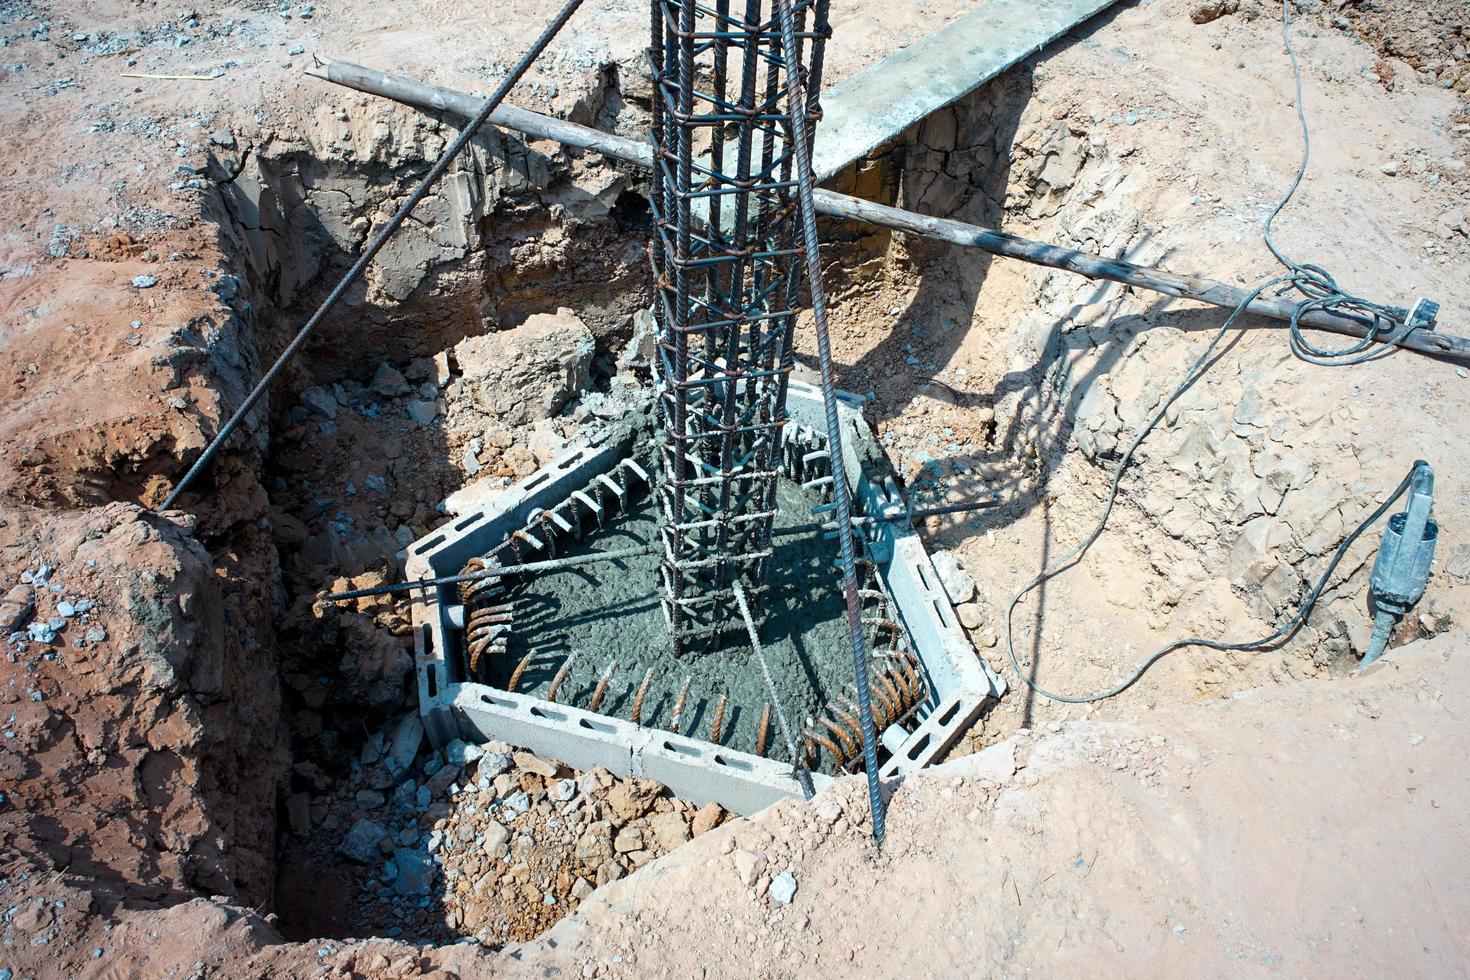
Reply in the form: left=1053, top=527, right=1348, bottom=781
left=409, top=381, right=1005, bottom=814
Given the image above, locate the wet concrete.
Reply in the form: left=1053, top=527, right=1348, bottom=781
left=484, top=480, right=859, bottom=771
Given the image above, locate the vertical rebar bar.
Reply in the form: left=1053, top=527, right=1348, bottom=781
left=772, top=0, right=884, bottom=844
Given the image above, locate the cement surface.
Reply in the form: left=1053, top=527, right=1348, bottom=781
left=812, top=0, right=1120, bottom=179
left=483, top=482, right=864, bottom=771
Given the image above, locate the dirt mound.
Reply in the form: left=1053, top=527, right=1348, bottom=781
left=515, top=633, right=1470, bottom=977
left=0, top=502, right=285, bottom=906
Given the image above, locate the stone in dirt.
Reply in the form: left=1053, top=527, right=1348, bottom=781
left=514, top=751, right=559, bottom=778
left=371, top=362, right=412, bottom=398
left=605, top=779, right=661, bottom=823
left=384, top=712, right=425, bottom=775
left=613, top=827, right=643, bottom=854
left=477, top=751, right=512, bottom=780
left=595, top=860, right=624, bottom=886
left=482, top=821, right=510, bottom=858
left=427, top=763, right=461, bottom=797
left=769, top=871, right=798, bottom=905
left=0, top=586, right=33, bottom=632
left=432, top=350, right=453, bottom=387
left=733, top=849, right=766, bottom=887
left=444, top=739, right=485, bottom=766
left=453, top=308, right=595, bottom=427
left=393, top=848, right=433, bottom=895
left=406, top=399, right=439, bottom=425
left=648, top=810, right=691, bottom=850
left=576, top=822, right=614, bottom=866
left=929, top=550, right=976, bottom=605
left=390, top=779, right=417, bottom=809
left=691, top=802, right=724, bottom=836
left=1189, top=0, right=1238, bottom=24
left=339, top=818, right=389, bottom=863
left=300, top=385, right=338, bottom=419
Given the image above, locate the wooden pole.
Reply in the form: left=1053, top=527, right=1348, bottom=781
left=305, top=58, right=1468, bottom=362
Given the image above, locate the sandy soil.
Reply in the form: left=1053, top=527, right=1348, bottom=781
left=0, top=0, right=1467, bottom=976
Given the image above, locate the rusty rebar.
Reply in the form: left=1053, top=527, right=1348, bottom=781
left=668, top=675, right=692, bottom=733
left=805, top=725, right=844, bottom=767
left=546, top=651, right=579, bottom=704
left=819, top=715, right=858, bottom=760
left=709, top=692, right=728, bottom=745
left=630, top=667, right=655, bottom=726
left=588, top=659, right=617, bottom=713
left=506, top=652, right=533, bottom=694
left=756, top=703, right=772, bottom=758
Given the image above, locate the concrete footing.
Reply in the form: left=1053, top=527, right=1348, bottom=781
left=409, top=381, right=1004, bottom=814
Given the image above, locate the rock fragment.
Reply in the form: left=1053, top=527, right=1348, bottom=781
left=300, top=385, right=338, bottom=419
left=339, top=818, right=389, bottom=863
left=371, top=362, right=412, bottom=398
left=384, top=713, right=424, bottom=775
left=393, top=848, right=432, bottom=894
left=930, top=550, right=976, bottom=604
left=453, top=308, right=595, bottom=426
left=1189, top=0, right=1238, bottom=24
left=691, top=801, right=724, bottom=836
left=0, top=586, right=33, bottom=633
left=769, top=871, right=798, bottom=905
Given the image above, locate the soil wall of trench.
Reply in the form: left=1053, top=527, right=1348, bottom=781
left=205, top=63, right=657, bottom=915
left=0, top=54, right=653, bottom=923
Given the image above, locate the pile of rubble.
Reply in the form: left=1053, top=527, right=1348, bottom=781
left=2, top=562, right=106, bottom=654
left=285, top=713, right=729, bottom=947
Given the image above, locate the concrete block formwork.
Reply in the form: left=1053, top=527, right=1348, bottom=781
left=408, top=381, right=1004, bottom=813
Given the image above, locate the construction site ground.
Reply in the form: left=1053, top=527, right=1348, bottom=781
left=1, top=0, right=1467, bottom=976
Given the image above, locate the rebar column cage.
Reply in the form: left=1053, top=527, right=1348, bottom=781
left=649, top=0, right=832, bottom=650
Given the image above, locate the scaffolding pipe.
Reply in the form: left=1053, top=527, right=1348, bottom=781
left=305, top=58, right=1466, bottom=362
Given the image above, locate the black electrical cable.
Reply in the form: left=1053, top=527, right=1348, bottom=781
left=1266, top=0, right=1422, bottom=366
left=1006, top=464, right=1419, bottom=703
left=1004, top=1, right=1426, bottom=703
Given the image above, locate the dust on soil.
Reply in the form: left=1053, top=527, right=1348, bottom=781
left=0, top=0, right=1467, bottom=976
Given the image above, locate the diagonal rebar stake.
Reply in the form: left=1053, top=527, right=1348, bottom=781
left=156, top=0, right=587, bottom=513
left=733, top=580, right=816, bottom=800
left=772, top=0, right=885, bottom=845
